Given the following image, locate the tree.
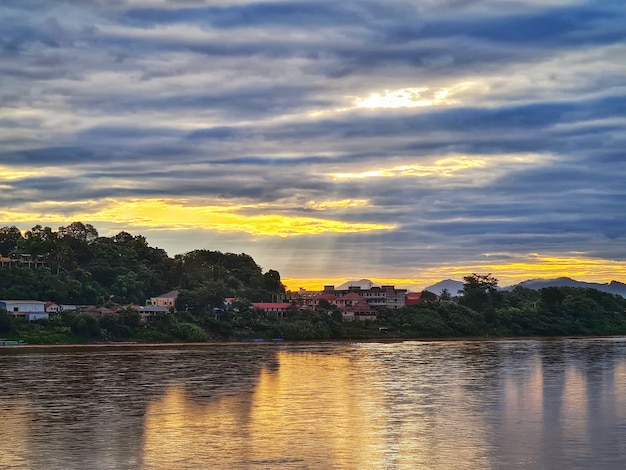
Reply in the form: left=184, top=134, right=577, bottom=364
left=0, top=308, right=15, bottom=334
left=460, top=273, right=499, bottom=315
left=420, top=290, right=438, bottom=302
left=440, top=288, right=452, bottom=301
left=0, top=226, right=23, bottom=256
left=59, top=222, right=99, bottom=244
left=317, top=299, right=333, bottom=311
left=462, top=273, right=499, bottom=294
left=18, top=225, right=57, bottom=256
left=70, top=314, right=100, bottom=337
left=263, top=269, right=285, bottom=293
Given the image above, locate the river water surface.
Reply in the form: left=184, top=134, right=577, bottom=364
left=1, top=338, right=626, bottom=469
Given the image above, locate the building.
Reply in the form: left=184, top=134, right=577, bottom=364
left=0, top=254, right=48, bottom=269
left=149, top=290, right=178, bottom=309
left=405, top=292, right=422, bottom=306
left=59, top=305, right=80, bottom=313
left=322, top=281, right=407, bottom=310
left=130, top=304, right=169, bottom=323
left=81, top=306, right=121, bottom=318
left=0, top=300, right=48, bottom=320
left=44, top=302, right=61, bottom=314
left=280, top=280, right=406, bottom=312
left=0, top=300, right=47, bottom=314
left=252, top=303, right=291, bottom=317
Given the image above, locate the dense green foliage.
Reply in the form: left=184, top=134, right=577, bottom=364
left=2, top=225, right=626, bottom=345
left=377, top=275, right=626, bottom=338
left=0, top=223, right=285, bottom=307
left=3, top=280, right=626, bottom=344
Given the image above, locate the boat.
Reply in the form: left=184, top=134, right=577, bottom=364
left=0, top=339, right=26, bottom=346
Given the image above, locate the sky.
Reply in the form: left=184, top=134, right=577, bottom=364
left=1, top=0, right=626, bottom=292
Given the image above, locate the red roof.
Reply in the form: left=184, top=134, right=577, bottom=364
left=317, top=293, right=337, bottom=301
left=252, top=303, right=290, bottom=309
left=406, top=292, right=422, bottom=306
left=342, top=292, right=365, bottom=301
left=155, top=290, right=179, bottom=299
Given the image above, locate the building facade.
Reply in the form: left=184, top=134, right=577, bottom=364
left=149, top=290, right=179, bottom=308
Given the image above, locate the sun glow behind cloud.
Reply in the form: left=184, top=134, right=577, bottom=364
left=329, top=154, right=552, bottom=180
left=309, top=82, right=476, bottom=117
left=0, top=199, right=394, bottom=238
left=353, top=83, right=475, bottom=110
left=330, top=156, right=486, bottom=180
left=305, top=199, right=370, bottom=210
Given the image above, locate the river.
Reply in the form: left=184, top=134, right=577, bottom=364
left=1, top=338, right=625, bottom=469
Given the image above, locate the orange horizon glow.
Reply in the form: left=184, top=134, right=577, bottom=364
left=1, top=198, right=624, bottom=292
left=282, top=254, right=626, bottom=292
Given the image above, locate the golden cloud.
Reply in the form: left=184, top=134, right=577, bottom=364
left=330, top=156, right=487, bottom=180
left=305, top=199, right=370, bottom=210
left=0, top=199, right=394, bottom=238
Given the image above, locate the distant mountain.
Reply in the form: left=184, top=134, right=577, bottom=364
left=336, top=279, right=380, bottom=290
left=423, top=279, right=465, bottom=296
left=506, top=277, right=626, bottom=297
left=423, top=277, right=626, bottom=297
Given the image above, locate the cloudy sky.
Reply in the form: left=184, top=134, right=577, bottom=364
left=1, top=0, right=625, bottom=291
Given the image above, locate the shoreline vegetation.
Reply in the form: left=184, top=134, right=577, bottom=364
left=1, top=224, right=626, bottom=345
left=3, top=277, right=626, bottom=346
left=3, top=335, right=625, bottom=350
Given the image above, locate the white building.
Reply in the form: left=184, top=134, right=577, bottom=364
left=0, top=300, right=47, bottom=313
left=0, top=300, right=48, bottom=320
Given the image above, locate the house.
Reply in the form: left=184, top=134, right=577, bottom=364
left=44, top=302, right=61, bottom=314
left=81, top=306, right=121, bottom=318
left=130, top=304, right=169, bottom=323
left=405, top=292, right=422, bottom=306
left=59, top=305, right=80, bottom=313
left=252, top=303, right=291, bottom=317
left=149, top=290, right=178, bottom=309
left=0, top=300, right=47, bottom=313
left=299, top=280, right=407, bottom=310
left=0, top=300, right=48, bottom=320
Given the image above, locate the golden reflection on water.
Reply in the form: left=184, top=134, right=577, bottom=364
left=142, top=350, right=385, bottom=469
left=0, top=398, right=31, bottom=469
left=500, top=358, right=544, bottom=464
left=615, top=362, right=626, bottom=419
left=562, top=367, right=588, bottom=454
left=142, top=345, right=626, bottom=470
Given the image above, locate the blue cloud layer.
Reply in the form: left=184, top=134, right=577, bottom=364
left=1, top=0, right=625, bottom=281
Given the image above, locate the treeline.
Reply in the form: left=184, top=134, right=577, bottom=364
left=2, top=225, right=626, bottom=344
left=0, top=303, right=372, bottom=344
left=0, top=223, right=285, bottom=308
left=3, top=273, right=626, bottom=344
left=378, top=274, right=626, bottom=338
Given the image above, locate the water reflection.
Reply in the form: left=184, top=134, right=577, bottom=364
left=143, top=351, right=383, bottom=468
left=1, top=339, right=626, bottom=469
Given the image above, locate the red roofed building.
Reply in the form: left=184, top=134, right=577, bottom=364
left=341, top=300, right=376, bottom=321
left=252, top=303, right=291, bottom=317
left=405, top=292, right=422, bottom=306
left=81, top=306, right=122, bottom=318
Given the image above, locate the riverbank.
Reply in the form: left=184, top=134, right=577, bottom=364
left=2, top=334, right=622, bottom=351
